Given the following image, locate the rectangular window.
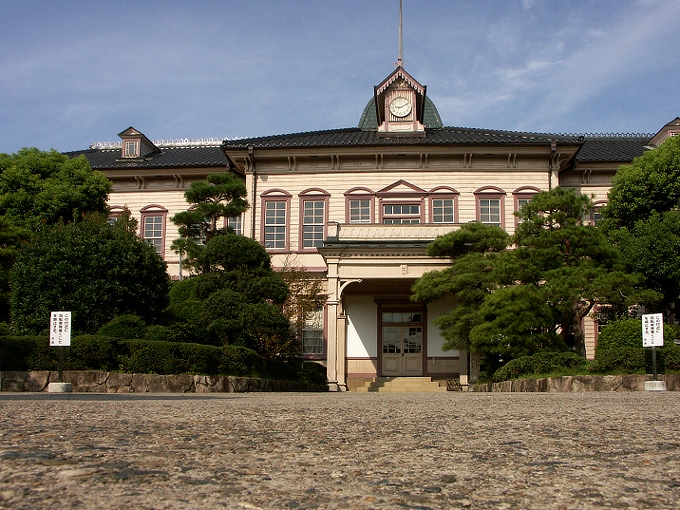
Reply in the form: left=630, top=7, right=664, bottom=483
left=516, top=198, right=530, bottom=224
left=349, top=199, right=371, bottom=223
left=143, top=215, right=164, bottom=255
left=383, top=203, right=420, bottom=224
left=303, top=200, right=325, bottom=248
left=592, top=208, right=602, bottom=226
left=228, top=215, right=242, bottom=235
left=432, top=199, right=455, bottom=223
left=264, top=201, right=287, bottom=249
left=301, top=308, right=324, bottom=355
left=124, top=140, right=139, bottom=158
left=479, top=198, right=501, bottom=226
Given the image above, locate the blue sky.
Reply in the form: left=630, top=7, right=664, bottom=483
left=1, top=0, right=678, bottom=154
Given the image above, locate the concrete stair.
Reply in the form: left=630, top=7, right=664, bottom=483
left=355, top=377, right=448, bottom=393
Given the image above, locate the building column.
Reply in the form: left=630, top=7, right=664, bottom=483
left=325, top=257, right=341, bottom=391
left=336, top=306, right=348, bottom=391
left=459, top=349, right=469, bottom=391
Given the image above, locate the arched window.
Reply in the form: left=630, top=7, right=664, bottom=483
left=344, top=187, right=376, bottom=224
left=299, top=188, right=330, bottom=251
left=474, top=186, right=506, bottom=228
left=140, top=205, right=168, bottom=258
left=428, top=186, right=460, bottom=223
left=261, top=189, right=291, bottom=251
left=591, top=200, right=607, bottom=226
left=512, top=186, right=541, bottom=227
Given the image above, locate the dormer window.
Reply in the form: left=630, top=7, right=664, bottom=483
left=123, top=140, right=140, bottom=158
left=116, top=127, right=161, bottom=162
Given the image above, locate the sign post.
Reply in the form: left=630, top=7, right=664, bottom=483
left=48, top=311, right=72, bottom=393
left=642, top=313, right=666, bottom=392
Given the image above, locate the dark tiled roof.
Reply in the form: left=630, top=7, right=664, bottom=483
left=222, top=126, right=582, bottom=150
left=66, top=130, right=652, bottom=170
left=576, top=136, right=651, bottom=163
left=66, top=145, right=228, bottom=170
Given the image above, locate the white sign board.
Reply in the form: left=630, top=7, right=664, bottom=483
left=642, top=313, right=664, bottom=347
left=50, top=311, right=72, bottom=346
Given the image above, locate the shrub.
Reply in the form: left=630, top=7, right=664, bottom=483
left=219, top=345, right=264, bottom=376
left=298, top=361, right=327, bottom=385
left=66, top=335, right=119, bottom=371
left=168, top=277, right=200, bottom=305
left=663, top=343, right=680, bottom=371
left=596, top=319, right=643, bottom=350
left=97, top=315, right=147, bottom=339
left=143, top=325, right=178, bottom=343
left=590, top=346, right=646, bottom=374
left=493, top=351, right=588, bottom=382
left=165, top=299, right=212, bottom=345
left=0, top=334, right=306, bottom=382
left=593, top=319, right=680, bottom=374
left=0, top=336, right=48, bottom=371
left=119, top=339, right=223, bottom=375
left=10, top=214, right=170, bottom=334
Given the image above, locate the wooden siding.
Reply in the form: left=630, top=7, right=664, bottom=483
left=250, top=166, right=553, bottom=260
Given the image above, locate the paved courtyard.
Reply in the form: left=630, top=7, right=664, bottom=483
left=0, top=391, right=678, bottom=509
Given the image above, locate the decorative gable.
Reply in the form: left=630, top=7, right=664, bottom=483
left=648, top=117, right=680, bottom=147
left=374, top=66, right=427, bottom=137
left=377, top=180, right=427, bottom=197
left=117, top=126, right=161, bottom=160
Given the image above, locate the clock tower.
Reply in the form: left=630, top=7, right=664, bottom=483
left=375, top=67, right=427, bottom=136
left=357, top=0, right=442, bottom=134
left=373, top=0, right=427, bottom=136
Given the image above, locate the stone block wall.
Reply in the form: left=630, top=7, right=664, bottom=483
left=0, top=370, right=327, bottom=393
left=473, top=374, right=680, bottom=392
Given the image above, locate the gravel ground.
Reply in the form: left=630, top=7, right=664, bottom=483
left=0, top=391, right=678, bottom=509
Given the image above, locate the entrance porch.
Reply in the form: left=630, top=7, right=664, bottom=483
left=318, top=233, right=466, bottom=391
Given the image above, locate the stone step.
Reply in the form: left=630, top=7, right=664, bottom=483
left=356, top=377, right=448, bottom=393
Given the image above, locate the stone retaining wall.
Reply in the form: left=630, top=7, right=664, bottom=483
left=0, top=370, right=327, bottom=393
left=473, top=373, right=680, bottom=392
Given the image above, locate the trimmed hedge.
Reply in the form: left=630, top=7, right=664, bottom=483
left=493, top=352, right=589, bottom=383
left=0, top=335, right=120, bottom=371
left=592, top=318, right=680, bottom=374
left=0, top=335, right=321, bottom=382
left=119, top=339, right=223, bottom=375
left=0, top=336, right=46, bottom=371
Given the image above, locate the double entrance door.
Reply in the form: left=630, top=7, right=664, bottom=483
left=380, top=309, right=424, bottom=376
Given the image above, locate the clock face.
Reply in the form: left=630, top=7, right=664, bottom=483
left=389, top=96, right=412, bottom=118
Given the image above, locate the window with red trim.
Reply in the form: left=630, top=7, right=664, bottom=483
left=140, top=206, right=167, bottom=258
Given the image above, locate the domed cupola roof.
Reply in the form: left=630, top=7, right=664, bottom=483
left=359, top=94, right=443, bottom=131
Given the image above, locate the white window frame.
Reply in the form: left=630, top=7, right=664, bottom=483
left=261, top=190, right=291, bottom=251
left=299, top=189, right=329, bottom=251
left=474, top=187, right=506, bottom=229
left=140, top=205, right=168, bottom=258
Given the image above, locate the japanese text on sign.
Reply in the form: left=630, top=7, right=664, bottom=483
left=50, top=311, right=72, bottom=347
left=642, top=313, right=664, bottom=348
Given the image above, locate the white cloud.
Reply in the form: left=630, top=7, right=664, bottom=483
left=517, top=0, right=680, bottom=130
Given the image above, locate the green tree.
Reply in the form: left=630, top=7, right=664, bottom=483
left=10, top=213, right=170, bottom=334
left=171, top=173, right=248, bottom=273
left=0, top=148, right=111, bottom=231
left=279, top=256, right=328, bottom=347
left=0, top=217, right=30, bottom=321
left=603, top=135, right=680, bottom=231
left=412, top=222, right=512, bottom=373
left=168, top=234, right=298, bottom=358
left=413, top=188, right=644, bottom=377
left=602, top=135, right=680, bottom=316
left=512, top=188, right=642, bottom=356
